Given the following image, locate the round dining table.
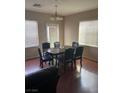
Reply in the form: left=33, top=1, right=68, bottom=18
left=44, top=48, right=65, bottom=65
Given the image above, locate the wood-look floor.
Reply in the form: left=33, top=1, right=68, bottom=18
left=25, top=58, right=98, bottom=93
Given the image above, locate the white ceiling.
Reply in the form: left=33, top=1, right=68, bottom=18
left=25, top=0, right=98, bottom=16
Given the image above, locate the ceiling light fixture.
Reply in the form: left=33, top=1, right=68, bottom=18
left=33, top=3, right=41, bottom=8
left=50, top=4, right=63, bottom=21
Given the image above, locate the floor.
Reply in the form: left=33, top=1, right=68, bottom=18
left=25, top=58, right=98, bottom=93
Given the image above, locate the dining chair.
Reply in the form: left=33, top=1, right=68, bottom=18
left=63, top=48, right=75, bottom=71
left=54, top=42, right=63, bottom=66
left=54, top=42, right=60, bottom=48
left=38, top=48, right=53, bottom=68
left=73, top=46, right=84, bottom=67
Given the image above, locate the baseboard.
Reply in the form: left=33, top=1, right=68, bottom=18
left=83, top=57, right=98, bottom=63
left=25, top=56, right=98, bottom=63
left=25, top=56, right=39, bottom=61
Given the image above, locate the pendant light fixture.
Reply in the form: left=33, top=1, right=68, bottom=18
left=50, top=2, right=63, bottom=21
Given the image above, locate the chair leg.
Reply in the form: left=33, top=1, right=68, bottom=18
left=64, top=63, right=66, bottom=72
left=58, top=60, right=59, bottom=67
left=52, top=60, right=54, bottom=65
left=40, top=60, right=42, bottom=66
left=71, top=62, right=73, bottom=69
left=80, top=58, right=82, bottom=67
left=40, top=60, right=43, bottom=68
left=74, top=59, right=76, bottom=68
left=57, top=62, right=59, bottom=67
left=49, top=61, right=50, bottom=65
left=41, top=63, right=43, bottom=68
left=40, top=63, right=41, bottom=67
left=55, top=60, right=57, bottom=66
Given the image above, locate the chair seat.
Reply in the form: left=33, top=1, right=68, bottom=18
left=65, top=59, right=73, bottom=63
left=74, top=56, right=82, bottom=59
left=56, top=55, right=64, bottom=65
left=42, top=55, right=53, bottom=61
left=57, top=54, right=64, bottom=59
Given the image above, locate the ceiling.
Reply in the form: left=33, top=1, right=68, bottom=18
left=25, top=0, right=98, bottom=16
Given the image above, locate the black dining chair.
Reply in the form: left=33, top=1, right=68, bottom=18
left=38, top=48, right=53, bottom=68
left=54, top=42, right=64, bottom=67
left=54, top=42, right=60, bottom=48
left=73, top=47, right=84, bottom=67
left=63, top=48, right=75, bottom=71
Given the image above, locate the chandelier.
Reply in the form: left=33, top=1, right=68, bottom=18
left=50, top=5, right=63, bottom=21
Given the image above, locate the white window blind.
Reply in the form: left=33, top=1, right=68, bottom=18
left=79, top=20, right=98, bottom=47
left=25, top=20, right=39, bottom=48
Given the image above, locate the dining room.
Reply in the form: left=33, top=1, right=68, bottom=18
left=1, top=0, right=123, bottom=93
left=25, top=0, right=98, bottom=93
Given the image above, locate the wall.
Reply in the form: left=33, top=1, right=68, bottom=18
left=64, top=9, right=98, bottom=61
left=25, top=10, right=64, bottom=60
left=83, top=46, right=98, bottom=62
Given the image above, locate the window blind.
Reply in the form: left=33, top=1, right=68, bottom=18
left=79, top=20, right=98, bottom=47
left=25, top=20, right=39, bottom=48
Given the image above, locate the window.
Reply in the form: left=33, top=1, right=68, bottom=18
left=25, top=20, right=39, bottom=48
left=47, top=24, right=59, bottom=47
left=79, top=20, right=98, bottom=47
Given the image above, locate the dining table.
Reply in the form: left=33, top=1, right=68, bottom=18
left=44, top=48, right=65, bottom=66
left=42, top=45, right=79, bottom=66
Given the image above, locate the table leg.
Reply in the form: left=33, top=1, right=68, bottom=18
left=55, top=55, right=57, bottom=66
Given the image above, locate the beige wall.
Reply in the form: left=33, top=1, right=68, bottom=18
left=64, top=9, right=98, bottom=61
left=25, top=10, right=64, bottom=60
left=83, top=46, right=98, bottom=62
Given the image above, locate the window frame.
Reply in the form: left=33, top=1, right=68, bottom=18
left=46, top=24, right=59, bottom=47
left=78, top=20, right=98, bottom=47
